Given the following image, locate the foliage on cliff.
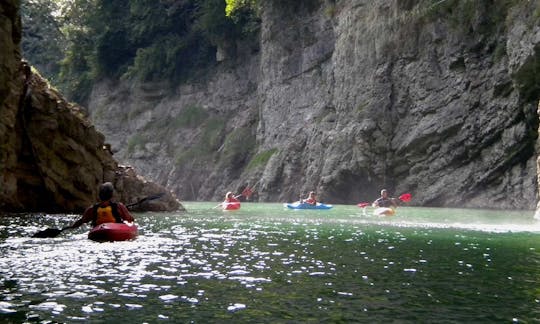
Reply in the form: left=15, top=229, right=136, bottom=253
left=21, top=0, right=64, bottom=84
left=21, top=0, right=260, bottom=105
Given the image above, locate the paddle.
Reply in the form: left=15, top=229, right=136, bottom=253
left=31, top=226, right=71, bottom=238
left=357, top=193, right=412, bottom=208
left=32, top=193, right=166, bottom=238
left=214, top=180, right=262, bottom=208
left=125, top=192, right=165, bottom=208
left=239, top=179, right=261, bottom=200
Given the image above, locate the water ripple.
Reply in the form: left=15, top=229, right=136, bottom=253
left=0, top=204, right=538, bottom=322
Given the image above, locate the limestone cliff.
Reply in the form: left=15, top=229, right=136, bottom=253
left=0, top=0, right=181, bottom=213
left=89, top=0, right=540, bottom=209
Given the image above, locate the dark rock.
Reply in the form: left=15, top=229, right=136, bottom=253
left=0, top=1, right=182, bottom=213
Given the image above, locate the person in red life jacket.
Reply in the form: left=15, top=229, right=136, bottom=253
left=303, top=191, right=317, bottom=205
left=68, top=182, right=134, bottom=229
left=372, top=189, right=398, bottom=208
left=225, top=191, right=240, bottom=203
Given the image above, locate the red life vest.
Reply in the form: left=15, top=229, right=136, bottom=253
left=304, top=198, right=316, bottom=205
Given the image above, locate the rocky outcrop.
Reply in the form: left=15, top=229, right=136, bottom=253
left=90, top=0, right=540, bottom=209
left=0, top=1, right=181, bottom=213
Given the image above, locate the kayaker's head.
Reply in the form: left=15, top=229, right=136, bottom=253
left=380, top=189, right=388, bottom=198
left=226, top=192, right=233, bottom=199
left=98, top=182, right=114, bottom=201
left=308, top=191, right=316, bottom=198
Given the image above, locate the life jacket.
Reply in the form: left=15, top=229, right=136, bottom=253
left=304, top=198, right=316, bottom=205
left=375, top=197, right=393, bottom=208
left=92, top=201, right=122, bottom=226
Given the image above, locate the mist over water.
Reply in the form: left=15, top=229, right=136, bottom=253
left=1, top=203, right=539, bottom=322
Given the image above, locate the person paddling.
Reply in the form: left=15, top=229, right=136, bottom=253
left=372, top=189, right=398, bottom=208
left=68, top=182, right=134, bottom=229
left=224, top=191, right=240, bottom=203
left=302, top=191, right=317, bottom=205
left=214, top=191, right=241, bottom=209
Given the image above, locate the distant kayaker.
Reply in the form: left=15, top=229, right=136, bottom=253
left=372, top=189, right=398, bottom=208
left=303, top=191, right=317, bottom=205
left=225, top=191, right=241, bottom=203
left=68, top=182, right=135, bottom=229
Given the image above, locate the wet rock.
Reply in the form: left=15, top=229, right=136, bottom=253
left=0, top=1, right=182, bottom=213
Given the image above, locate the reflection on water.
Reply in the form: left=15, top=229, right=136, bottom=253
left=0, top=203, right=539, bottom=322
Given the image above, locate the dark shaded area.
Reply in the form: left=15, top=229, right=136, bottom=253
left=323, top=170, right=383, bottom=204
left=21, top=0, right=261, bottom=105
left=514, top=44, right=540, bottom=103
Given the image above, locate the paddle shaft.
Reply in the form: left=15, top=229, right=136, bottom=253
left=359, top=193, right=412, bottom=207
left=125, top=193, right=165, bottom=208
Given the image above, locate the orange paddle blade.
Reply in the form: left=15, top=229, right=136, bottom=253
left=241, top=187, right=253, bottom=197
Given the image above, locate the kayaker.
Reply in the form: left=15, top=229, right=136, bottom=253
left=225, top=192, right=240, bottom=203
left=372, top=189, right=398, bottom=208
left=303, top=191, right=317, bottom=205
left=68, top=182, right=135, bottom=229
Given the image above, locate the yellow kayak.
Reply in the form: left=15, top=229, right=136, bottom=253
left=374, top=207, right=395, bottom=216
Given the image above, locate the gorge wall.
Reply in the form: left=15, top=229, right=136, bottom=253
left=0, top=0, right=181, bottom=213
left=89, top=0, right=540, bottom=209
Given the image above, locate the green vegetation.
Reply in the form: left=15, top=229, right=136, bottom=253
left=225, top=0, right=258, bottom=18
left=246, top=148, right=277, bottom=170
left=324, top=3, right=337, bottom=18
left=493, top=43, right=507, bottom=63
left=21, top=0, right=65, bottom=84
left=201, top=117, right=227, bottom=150
left=219, top=127, right=256, bottom=166
left=21, top=0, right=260, bottom=105
left=174, top=116, right=226, bottom=166
left=175, top=146, right=208, bottom=166
left=127, top=134, right=146, bottom=154
left=175, top=106, right=210, bottom=128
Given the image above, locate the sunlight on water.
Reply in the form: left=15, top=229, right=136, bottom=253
left=0, top=203, right=539, bottom=322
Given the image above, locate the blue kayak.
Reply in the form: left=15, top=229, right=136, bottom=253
left=285, top=202, right=333, bottom=210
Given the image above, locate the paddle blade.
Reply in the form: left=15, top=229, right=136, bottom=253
left=399, top=193, right=412, bottom=202
left=32, top=228, right=63, bottom=238
left=241, top=187, right=254, bottom=198
left=357, top=202, right=370, bottom=208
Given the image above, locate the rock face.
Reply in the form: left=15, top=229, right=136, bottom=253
left=0, top=1, right=181, bottom=213
left=90, top=0, right=540, bottom=209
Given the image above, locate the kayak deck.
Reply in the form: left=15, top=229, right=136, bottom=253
left=285, top=202, right=333, bottom=210
left=222, top=202, right=241, bottom=210
left=373, top=207, right=395, bottom=216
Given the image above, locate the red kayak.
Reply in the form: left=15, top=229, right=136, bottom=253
left=88, top=222, right=138, bottom=242
left=222, top=202, right=241, bottom=210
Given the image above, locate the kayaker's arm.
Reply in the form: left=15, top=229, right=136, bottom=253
left=117, top=203, right=135, bottom=223
left=390, top=198, right=399, bottom=208
left=69, top=207, right=94, bottom=229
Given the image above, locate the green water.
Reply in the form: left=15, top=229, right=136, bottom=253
left=0, top=202, right=539, bottom=323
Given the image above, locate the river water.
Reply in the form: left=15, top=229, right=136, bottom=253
left=0, top=202, right=539, bottom=323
